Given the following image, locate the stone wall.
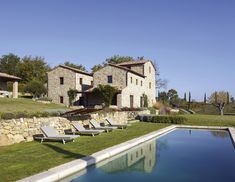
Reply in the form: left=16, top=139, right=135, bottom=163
left=0, top=117, right=72, bottom=146
left=0, top=110, right=150, bottom=146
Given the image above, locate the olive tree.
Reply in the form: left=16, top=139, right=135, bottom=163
left=208, top=91, right=229, bottom=116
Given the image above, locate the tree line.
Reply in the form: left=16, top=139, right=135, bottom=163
left=157, top=89, right=234, bottom=115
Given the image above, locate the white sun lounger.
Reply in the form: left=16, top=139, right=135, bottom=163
left=35, top=126, right=80, bottom=144
left=70, top=121, right=104, bottom=136
left=106, top=118, right=128, bottom=129
left=90, top=119, right=117, bottom=132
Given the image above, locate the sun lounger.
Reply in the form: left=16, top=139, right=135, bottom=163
left=106, top=118, right=128, bottom=129
left=70, top=121, right=104, bottom=136
left=89, top=119, right=117, bottom=132
left=35, top=126, right=80, bottom=144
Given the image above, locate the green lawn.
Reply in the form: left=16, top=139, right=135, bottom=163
left=183, top=114, right=235, bottom=127
left=0, top=122, right=169, bottom=182
left=0, top=97, right=67, bottom=113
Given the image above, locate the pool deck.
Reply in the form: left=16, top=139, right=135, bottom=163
left=18, top=125, right=235, bottom=182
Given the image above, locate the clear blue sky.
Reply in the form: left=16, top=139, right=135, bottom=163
left=0, top=0, right=234, bottom=100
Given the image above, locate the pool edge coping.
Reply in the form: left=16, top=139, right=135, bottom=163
left=18, top=125, right=235, bottom=182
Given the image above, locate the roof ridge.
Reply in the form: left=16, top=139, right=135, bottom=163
left=56, top=65, right=92, bottom=76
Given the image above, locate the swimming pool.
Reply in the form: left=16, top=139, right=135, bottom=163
left=59, top=129, right=235, bottom=182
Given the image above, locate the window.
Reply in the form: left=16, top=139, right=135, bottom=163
left=136, top=79, right=138, bottom=85
left=107, top=75, right=113, bottom=83
left=80, top=78, right=83, bottom=85
left=149, top=82, right=151, bottom=89
left=60, top=77, right=64, bottom=85
left=141, top=80, right=143, bottom=86
left=60, top=96, right=64, bottom=104
left=130, top=77, right=133, bottom=83
left=149, top=66, right=151, bottom=74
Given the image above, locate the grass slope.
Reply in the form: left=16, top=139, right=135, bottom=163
left=183, top=114, right=235, bottom=127
left=0, top=98, right=67, bottom=113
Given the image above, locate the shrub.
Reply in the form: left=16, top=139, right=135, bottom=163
left=153, top=102, right=162, bottom=110
left=67, top=89, right=79, bottom=106
left=24, top=80, right=47, bottom=98
left=0, top=113, right=16, bottom=120
left=148, top=107, right=156, bottom=114
left=37, top=97, right=52, bottom=102
left=0, top=111, right=60, bottom=120
left=92, top=85, right=118, bottom=107
left=140, top=115, right=187, bottom=124
left=121, top=107, right=145, bottom=111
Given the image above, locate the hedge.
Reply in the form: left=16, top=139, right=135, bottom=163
left=139, top=115, right=187, bottom=124
left=0, top=112, right=60, bottom=120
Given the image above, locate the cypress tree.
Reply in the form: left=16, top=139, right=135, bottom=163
left=188, top=92, right=191, bottom=109
left=227, top=92, right=230, bottom=104
left=204, top=93, right=207, bottom=104
left=184, top=92, right=187, bottom=102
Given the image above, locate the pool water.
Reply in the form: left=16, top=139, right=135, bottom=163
left=61, top=129, right=235, bottom=182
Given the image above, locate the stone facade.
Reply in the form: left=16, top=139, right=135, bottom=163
left=121, top=72, right=146, bottom=108
left=93, top=61, right=156, bottom=108
left=0, top=110, right=150, bottom=146
left=47, top=65, right=93, bottom=106
left=93, top=65, right=127, bottom=90
left=143, top=61, right=156, bottom=106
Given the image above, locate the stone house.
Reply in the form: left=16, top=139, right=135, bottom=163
left=89, top=60, right=156, bottom=108
left=0, top=72, right=21, bottom=98
left=47, top=65, right=93, bottom=106
left=47, top=60, right=156, bottom=108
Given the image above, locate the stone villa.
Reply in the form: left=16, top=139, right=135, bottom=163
left=47, top=60, right=156, bottom=108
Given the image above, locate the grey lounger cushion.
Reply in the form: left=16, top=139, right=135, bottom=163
left=90, top=119, right=117, bottom=132
left=35, top=126, right=79, bottom=144
left=71, top=121, right=104, bottom=136
left=106, top=118, right=128, bottom=129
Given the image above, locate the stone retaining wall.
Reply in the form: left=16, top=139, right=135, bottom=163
left=0, top=110, right=150, bottom=146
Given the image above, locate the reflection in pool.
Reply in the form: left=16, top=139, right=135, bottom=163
left=60, top=129, right=235, bottom=182
left=100, top=140, right=156, bottom=174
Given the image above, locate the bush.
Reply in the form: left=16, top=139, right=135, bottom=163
left=148, top=107, right=156, bottom=114
left=0, top=111, right=60, bottom=120
left=37, top=97, right=52, bottom=102
left=140, top=115, right=187, bottom=124
left=121, top=107, right=146, bottom=111
left=67, top=89, right=78, bottom=106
